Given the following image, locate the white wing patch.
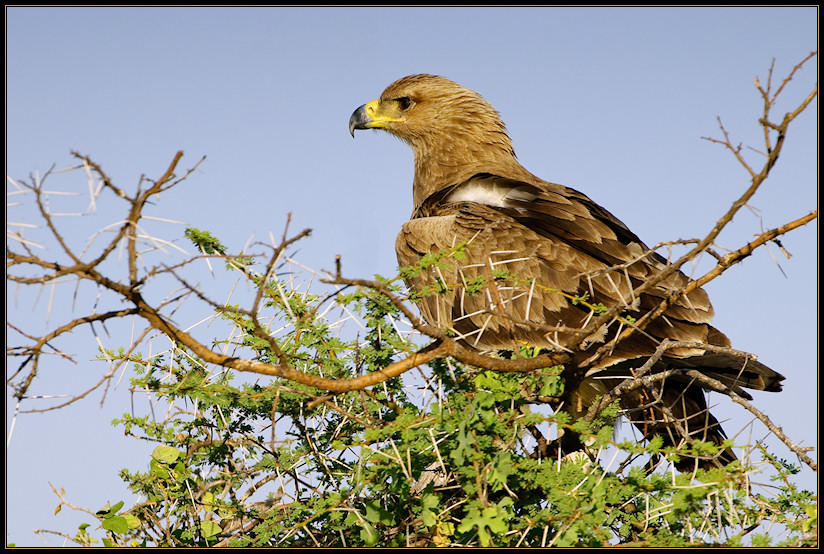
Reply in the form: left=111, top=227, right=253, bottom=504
left=443, top=176, right=534, bottom=208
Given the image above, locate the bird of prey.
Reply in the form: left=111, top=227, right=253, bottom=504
left=349, top=74, right=784, bottom=470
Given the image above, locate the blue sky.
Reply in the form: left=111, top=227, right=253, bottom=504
left=6, top=7, right=817, bottom=546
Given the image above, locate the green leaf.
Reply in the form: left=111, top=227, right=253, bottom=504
left=201, top=491, right=217, bottom=512
left=422, top=508, right=437, bottom=527
left=488, top=451, right=515, bottom=491
left=360, top=522, right=379, bottom=546
left=201, top=519, right=222, bottom=538
left=457, top=499, right=512, bottom=547
left=96, top=500, right=124, bottom=517
left=364, top=499, right=395, bottom=526
left=450, top=421, right=474, bottom=466
left=102, top=515, right=129, bottom=534
left=123, top=513, right=141, bottom=530
left=151, top=445, right=181, bottom=464
left=421, top=493, right=440, bottom=527
left=184, top=228, right=226, bottom=255
left=149, top=458, right=170, bottom=479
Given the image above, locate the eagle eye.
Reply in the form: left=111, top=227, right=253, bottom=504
left=396, top=96, right=412, bottom=110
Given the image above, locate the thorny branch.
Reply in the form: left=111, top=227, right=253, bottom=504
left=581, top=340, right=817, bottom=472
left=7, top=55, right=816, bottom=472
left=577, top=52, right=817, bottom=370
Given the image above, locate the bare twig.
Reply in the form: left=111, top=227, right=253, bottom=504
left=682, top=369, right=817, bottom=472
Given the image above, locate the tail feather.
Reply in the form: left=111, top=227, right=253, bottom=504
left=574, top=350, right=784, bottom=470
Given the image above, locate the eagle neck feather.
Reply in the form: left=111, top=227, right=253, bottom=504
left=411, top=137, right=531, bottom=209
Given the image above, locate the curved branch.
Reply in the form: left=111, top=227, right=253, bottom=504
left=683, top=369, right=817, bottom=472
left=581, top=339, right=817, bottom=472
left=580, top=210, right=817, bottom=368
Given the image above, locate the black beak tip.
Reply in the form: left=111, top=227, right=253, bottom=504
left=349, top=104, right=369, bottom=138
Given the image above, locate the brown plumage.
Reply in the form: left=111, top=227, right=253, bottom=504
left=349, top=74, right=784, bottom=470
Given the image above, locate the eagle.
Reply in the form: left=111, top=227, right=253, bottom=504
left=349, top=74, right=784, bottom=470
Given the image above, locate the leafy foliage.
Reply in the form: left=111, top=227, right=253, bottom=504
left=52, top=229, right=816, bottom=547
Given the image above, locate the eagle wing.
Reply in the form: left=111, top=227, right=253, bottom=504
left=398, top=173, right=718, bottom=356
left=396, top=173, right=783, bottom=469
